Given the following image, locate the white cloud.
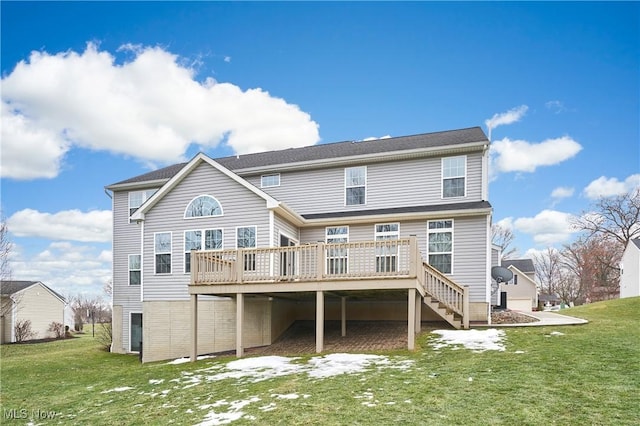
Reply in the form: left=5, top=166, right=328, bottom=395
left=490, top=136, right=582, bottom=175
left=484, top=105, right=528, bottom=137
left=494, top=217, right=514, bottom=231
left=513, top=209, right=577, bottom=246
left=583, top=174, right=640, bottom=199
left=545, top=100, right=567, bottom=114
left=551, top=186, right=574, bottom=200
left=1, top=43, right=320, bottom=180
left=9, top=241, right=111, bottom=298
left=7, top=209, right=112, bottom=242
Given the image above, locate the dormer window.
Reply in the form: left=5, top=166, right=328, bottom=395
left=184, top=195, right=223, bottom=218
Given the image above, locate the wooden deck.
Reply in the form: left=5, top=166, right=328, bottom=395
left=188, top=236, right=469, bottom=360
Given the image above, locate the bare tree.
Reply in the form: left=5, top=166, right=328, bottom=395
left=572, top=188, right=640, bottom=247
left=0, top=214, right=11, bottom=282
left=103, top=279, right=113, bottom=297
left=70, top=294, right=112, bottom=331
left=491, top=223, right=518, bottom=260
left=532, top=247, right=563, bottom=295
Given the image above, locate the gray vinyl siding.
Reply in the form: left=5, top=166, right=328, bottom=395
left=274, top=213, right=300, bottom=244
left=142, top=162, right=272, bottom=301
left=246, top=152, right=484, bottom=215
left=299, top=215, right=489, bottom=303
left=112, top=190, right=147, bottom=350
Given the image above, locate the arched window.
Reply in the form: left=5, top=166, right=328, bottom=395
left=184, top=195, right=223, bottom=218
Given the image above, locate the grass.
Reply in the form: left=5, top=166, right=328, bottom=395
left=1, top=298, right=639, bottom=425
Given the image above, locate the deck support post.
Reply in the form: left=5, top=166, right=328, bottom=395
left=190, top=294, right=198, bottom=362
left=341, top=296, right=346, bottom=337
left=408, top=288, right=416, bottom=350
left=415, top=290, right=422, bottom=333
left=462, top=286, right=470, bottom=329
left=236, top=293, right=244, bottom=357
left=316, top=290, right=324, bottom=353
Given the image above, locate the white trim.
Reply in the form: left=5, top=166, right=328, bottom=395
left=140, top=221, right=144, bottom=302
left=344, top=166, right=367, bottom=206
left=481, top=145, right=489, bottom=201
left=441, top=155, right=467, bottom=199
left=426, top=219, right=454, bottom=274
left=486, top=215, right=493, bottom=303
left=128, top=188, right=158, bottom=220
left=10, top=298, right=17, bottom=343
left=183, top=194, right=224, bottom=219
left=128, top=311, right=143, bottom=353
left=154, top=231, right=172, bottom=275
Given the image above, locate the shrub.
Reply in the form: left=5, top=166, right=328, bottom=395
left=14, top=320, right=36, bottom=342
left=47, top=321, right=65, bottom=339
left=96, top=322, right=112, bottom=352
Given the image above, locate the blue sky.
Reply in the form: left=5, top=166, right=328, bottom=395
left=2, top=1, right=638, bottom=298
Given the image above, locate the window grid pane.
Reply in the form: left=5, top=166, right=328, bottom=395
left=185, top=196, right=222, bottom=218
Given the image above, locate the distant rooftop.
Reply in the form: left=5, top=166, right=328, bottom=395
left=108, top=126, right=488, bottom=187
left=503, top=259, right=535, bottom=274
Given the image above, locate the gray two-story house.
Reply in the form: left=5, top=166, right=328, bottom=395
left=106, top=126, right=493, bottom=362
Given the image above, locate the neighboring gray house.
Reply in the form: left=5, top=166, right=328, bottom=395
left=620, top=239, right=640, bottom=298
left=1, top=281, right=66, bottom=343
left=500, top=259, right=539, bottom=312
left=106, top=127, right=494, bottom=362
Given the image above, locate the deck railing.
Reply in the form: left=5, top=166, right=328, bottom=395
left=191, top=238, right=415, bottom=285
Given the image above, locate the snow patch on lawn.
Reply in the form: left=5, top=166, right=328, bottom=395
left=430, top=329, right=506, bottom=352
left=101, top=386, right=134, bottom=393
left=166, top=355, right=215, bottom=365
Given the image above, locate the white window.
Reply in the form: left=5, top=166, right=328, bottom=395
left=237, top=226, right=257, bottom=271
left=427, top=220, right=453, bottom=274
left=345, top=166, right=366, bottom=205
left=154, top=232, right=172, bottom=274
left=184, top=229, right=223, bottom=273
left=184, top=195, right=223, bottom=218
left=326, top=226, right=349, bottom=274
left=442, top=156, right=466, bottom=198
left=375, top=223, right=399, bottom=273
left=129, top=189, right=158, bottom=216
left=128, top=254, right=141, bottom=285
left=261, top=174, right=280, bottom=188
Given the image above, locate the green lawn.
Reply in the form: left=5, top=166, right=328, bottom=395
left=1, top=298, right=639, bottom=425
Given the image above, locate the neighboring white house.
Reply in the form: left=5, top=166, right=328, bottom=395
left=500, top=259, right=538, bottom=312
left=0, top=281, right=67, bottom=343
left=106, top=126, right=494, bottom=362
left=620, top=239, right=640, bottom=298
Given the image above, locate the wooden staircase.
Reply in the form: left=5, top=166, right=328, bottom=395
left=418, top=261, right=469, bottom=329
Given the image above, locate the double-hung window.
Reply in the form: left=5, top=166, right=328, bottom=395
left=345, top=166, right=366, bottom=205
left=427, top=220, right=453, bottom=274
left=129, top=189, right=158, bottom=216
left=375, top=223, right=399, bottom=273
left=128, top=254, right=141, bottom=285
left=442, top=156, right=466, bottom=198
left=154, top=232, right=172, bottom=274
left=184, top=229, right=223, bottom=273
left=326, top=226, right=349, bottom=274
left=237, top=226, right=257, bottom=271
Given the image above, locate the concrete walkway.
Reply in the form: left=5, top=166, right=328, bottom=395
left=493, top=310, right=589, bottom=327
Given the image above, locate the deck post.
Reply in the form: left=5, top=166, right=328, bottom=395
left=408, top=288, right=416, bottom=350
left=190, top=294, right=198, bottom=362
left=409, top=235, right=418, bottom=278
left=462, top=285, right=470, bottom=329
left=236, top=293, right=244, bottom=357
left=415, top=289, right=422, bottom=333
left=316, top=290, right=324, bottom=353
left=236, top=249, right=244, bottom=283
left=316, top=243, right=325, bottom=280
left=341, top=296, right=346, bottom=337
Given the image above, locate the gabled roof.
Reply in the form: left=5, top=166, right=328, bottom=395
left=502, top=259, right=535, bottom=274
left=107, top=126, right=488, bottom=188
left=129, top=153, right=305, bottom=225
left=1, top=280, right=66, bottom=303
